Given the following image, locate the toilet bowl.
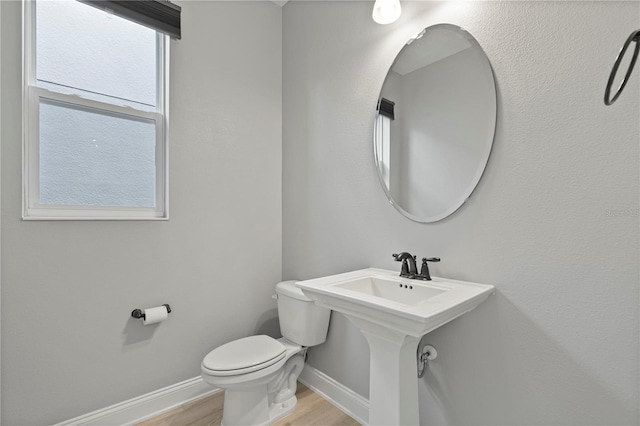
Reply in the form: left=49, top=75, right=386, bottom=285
left=201, top=281, right=331, bottom=426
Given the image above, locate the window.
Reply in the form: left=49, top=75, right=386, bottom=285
left=375, top=98, right=395, bottom=189
left=375, top=114, right=392, bottom=189
left=23, top=0, right=171, bottom=219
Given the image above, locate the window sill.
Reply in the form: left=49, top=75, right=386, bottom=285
left=22, top=207, right=169, bottom=221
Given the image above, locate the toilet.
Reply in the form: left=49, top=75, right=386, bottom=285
left=201, top=281, right=331, bottom=426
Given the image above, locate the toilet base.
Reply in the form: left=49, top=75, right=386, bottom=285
left=217, top=348, right=306, bottom=426
left=221, top=393, right=298, bottom=426
left=266, top=393, right=297, bottom=424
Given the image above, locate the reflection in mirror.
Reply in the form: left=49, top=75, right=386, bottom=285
left=375, top=24, right=496, bottom=223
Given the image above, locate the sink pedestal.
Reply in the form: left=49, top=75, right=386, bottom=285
left=295, top=268, right=495, bottom=426
left=349, top=317, right=420, bottom=426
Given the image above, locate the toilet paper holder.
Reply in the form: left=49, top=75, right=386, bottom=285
left=131, top=304, right=172, bottom=320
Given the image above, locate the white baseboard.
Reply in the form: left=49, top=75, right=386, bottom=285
left=54, top=366, right=368, bottom=426
left=53, top=377, right=219, bottom=426
left=298, top=365, right=369, bottom=425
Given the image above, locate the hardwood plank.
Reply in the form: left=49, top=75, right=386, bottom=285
left=136, top=383, right=360, bottom=426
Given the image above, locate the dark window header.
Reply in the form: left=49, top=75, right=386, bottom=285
left=377, top=98, right=395, bottom=120
left=78, top=0, right=181, bottom=40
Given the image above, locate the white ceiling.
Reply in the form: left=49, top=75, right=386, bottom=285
left=391, top=28, right=472, bottom=76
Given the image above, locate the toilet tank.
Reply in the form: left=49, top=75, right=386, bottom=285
left=275, top=281, right=331, bottom=347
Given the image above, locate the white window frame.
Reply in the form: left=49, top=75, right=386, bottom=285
left=375, top=113, right=391, bottom=189
left=22, top=0, right=170, bottom=220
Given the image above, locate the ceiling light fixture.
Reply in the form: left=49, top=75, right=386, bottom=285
left=372, top=0, right=401, bottom=25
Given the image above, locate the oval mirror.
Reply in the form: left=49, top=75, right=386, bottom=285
left=374, top=24, right=496, bottom=222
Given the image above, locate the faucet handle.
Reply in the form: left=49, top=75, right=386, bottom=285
left=392, top=252, right=415, bottom=262
left=419, top=257, right=441, bottom=281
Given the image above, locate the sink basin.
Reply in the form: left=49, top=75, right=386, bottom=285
left=296, top=268, right=494, bottom=337
left=296, top=268, right=494, bottom=425
left=334, top=276, right=447, bottom=304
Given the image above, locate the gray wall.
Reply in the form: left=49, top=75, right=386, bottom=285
left=283, top=1, right=639, bottom=425
left=386, top=47, right=495, bottom=218
left=1, top=1, right=282, bottom=424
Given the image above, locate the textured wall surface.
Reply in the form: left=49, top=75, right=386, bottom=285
left=283, top=1, right=639, bottom=425
left=1, top=1, right=282, bottom=424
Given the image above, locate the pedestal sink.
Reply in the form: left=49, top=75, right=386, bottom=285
left=296, top=268, right=494, bottom=425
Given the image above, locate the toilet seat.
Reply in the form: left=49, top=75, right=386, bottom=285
left=202, top=335, right=286, bottom=377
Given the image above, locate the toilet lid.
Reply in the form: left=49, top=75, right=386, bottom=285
left=202, top=335, right=286, bottom=375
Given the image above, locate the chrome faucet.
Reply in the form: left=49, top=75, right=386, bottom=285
left=393, top=252, right=440, bottom=281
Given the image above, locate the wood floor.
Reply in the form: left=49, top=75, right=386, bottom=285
left=136, top=383, right=360, bottom=426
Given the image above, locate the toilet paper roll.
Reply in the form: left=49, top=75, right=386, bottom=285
left=143, top=306, right=169, bottom=325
